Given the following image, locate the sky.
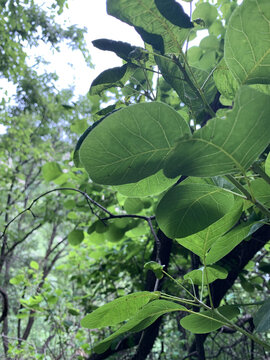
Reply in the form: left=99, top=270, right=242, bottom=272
left=0, top=0, right=242, bottom=134
left=33, top=0, right=198, bottom=96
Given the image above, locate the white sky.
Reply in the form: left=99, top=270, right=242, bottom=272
left=0, top=0, right=242, bottom=134
left=52, top=0, right=195, bottom=96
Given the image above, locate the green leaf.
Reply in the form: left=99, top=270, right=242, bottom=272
left=113, top=170, right=177, bottom=197
left=156, top=56, right=216, bottom=112
left=156, top=183, right=235, bottom=239
left=90, top=63, right=137, bottom=95
left=42, top=162, right=62, bottom=181
left=144, top=261, right=164, bottom=279
left=92, top=39, right=136, bottom=62
left=94, top=299, right=186, bottom=354
left=154, top=0, right=193, bottom=29
left=30, top=261, right=39, bottom=270
left=107, top=0, right=191, bottom=54
left=200, top=35, right=219, bottom=51
left=180, top=305, right=239, bottom=334
left=68, top=230, right=84, bottom=246
left=70, top=119, right=88, bottom=135
left=205, top=221, right=264, bottom=265
left=225, top=0, right=270, bottom=85
left=81, top=291, right=160, bottom=329
left=265, top=153, right=270, bottom=177
left=176, top=197, right=243, bottom=257
left=79, top=102, right=190, bottom=185
left=213, top=58, right=239, bottom=100
left=123, top=198, right=144, bottom=214
left=164, top=86, right=270, bottom=178
left=184, top=265, right=228, bottom=285
left=254, top=298, right=270, bottom=332
left=73, top=110, right=120, bottom=168
left=192, top=3, right=218, bottom=28
left=249, top=179, right=270, bottom=206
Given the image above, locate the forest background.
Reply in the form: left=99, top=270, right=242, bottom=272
left=1, top=0, right=270, bottom=360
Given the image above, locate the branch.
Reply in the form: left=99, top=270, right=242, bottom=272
left=0, top=288, right=8, bottom=323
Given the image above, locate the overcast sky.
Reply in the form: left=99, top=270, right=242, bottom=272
left=39, top=0, right=197, bottom=96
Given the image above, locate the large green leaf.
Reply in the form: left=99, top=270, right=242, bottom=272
left=225, top=0, right=270, bottom=85
left=176, top=198, right=243, bottom=257
left=106, top=0, right=191, bottom=54
left=164, top=86, right=270, bottom=178
left=180, top=305, right=239, bottom=334
left=81, top=291, right=160, bottom=329
left=205, top=220, right=264, bottom=265
left=254, top=298, right=270, bottom=332
left=156, top=56, right=217, bottom=113
left=113, top=170, right=177, bottom=197
left=79, top=102, right=190, bottom=185
left=156, top=183, right=235, bottom=239
left=94, top=300, right=186, bottom=354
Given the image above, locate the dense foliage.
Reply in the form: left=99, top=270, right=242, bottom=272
left=1, top=0, right=270, bottom=359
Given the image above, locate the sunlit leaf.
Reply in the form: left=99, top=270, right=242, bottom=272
left=225, top=0, right=270, bottom=84
left=113, top=170, right=177, bottom=197
left=107, top=0, right=191, bottom=54
left=79, top=102, right=190, bottom=185
left=164, top=86, right=270, bottom=178
left=156, top=183, right=235, bottom=239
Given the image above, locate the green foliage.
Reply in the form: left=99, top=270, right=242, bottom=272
left=2, top=0, right=270, bottom=359
left=180, top=305, right=240, bottom=334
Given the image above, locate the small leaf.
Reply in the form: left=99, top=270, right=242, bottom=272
left=81, top=291, right=160, bottom=329
left=94, top=299, right=186, bottom=354
left=156, top=183, right=235, bottom=239
left=180, top=305, right=239, bottom=334
left=124, top=198, right=144, bottom=214
left=184, top=265, right=228, bottom=285
left=90, top=63, right=137, bottom=95
left=42, top=162, right=62, bottom=182
left=192, top=3, right=218, bottom=28
left=92, top=39, right=136, bottom=61
left=68, top=230, right=84, bottom=246
left=254, top=298, right=270, bottom=332
left=249, top=179, right=270, bottom=206
left=30, top=261, right=39, bottom=270
left=144, top=261, right=164, bottom=279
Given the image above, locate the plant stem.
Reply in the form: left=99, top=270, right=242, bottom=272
left=251, top=162, right=270, bottom=186
left=226, top=175, right=270, bottom=218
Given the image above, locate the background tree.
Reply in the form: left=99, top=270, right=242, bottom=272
left=1, top=0, right=270, bottom=360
